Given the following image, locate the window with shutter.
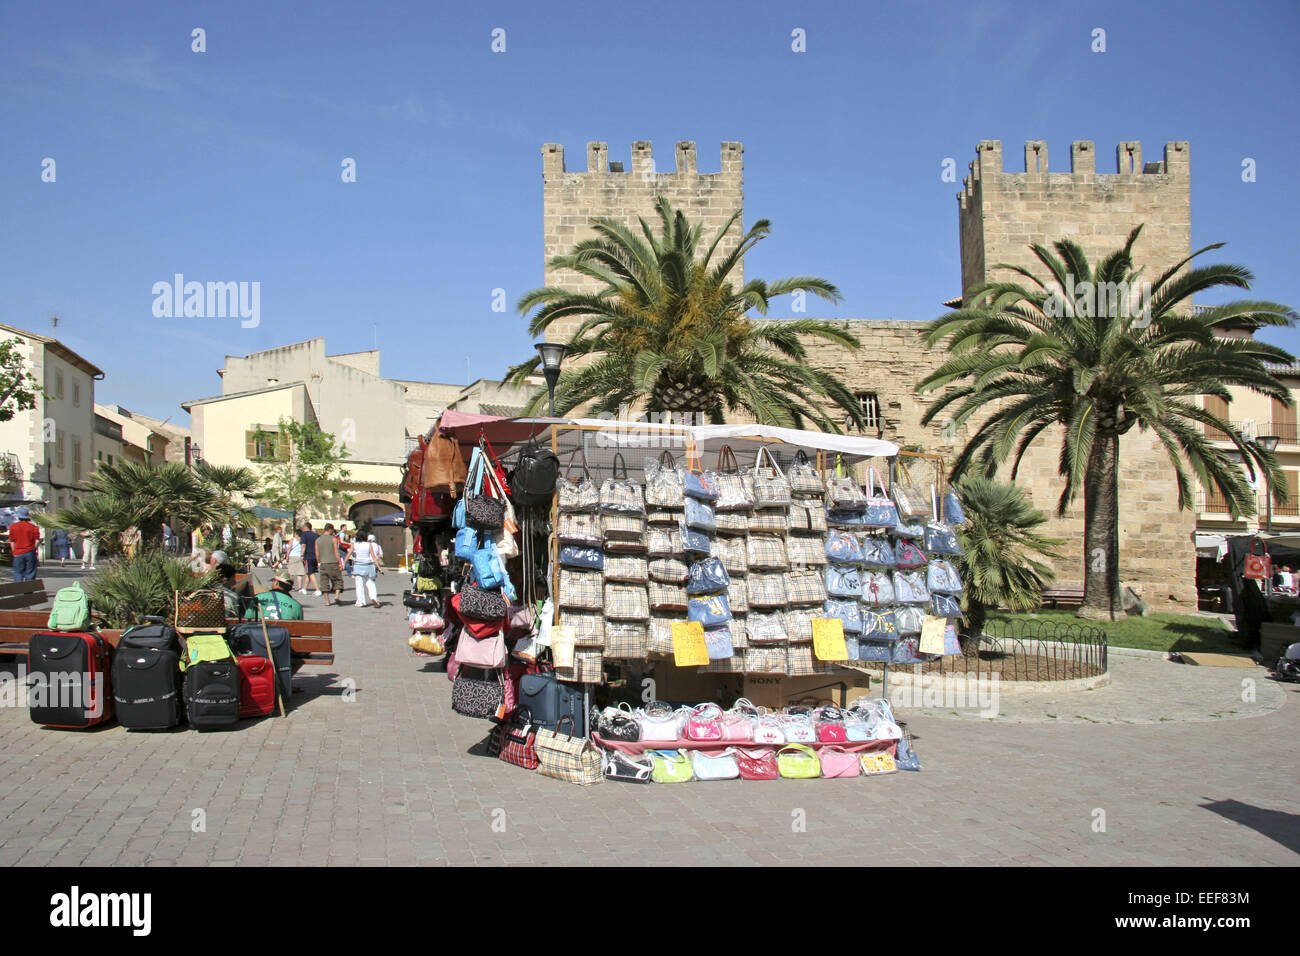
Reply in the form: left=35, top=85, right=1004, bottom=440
left=1283, top=471, right=1300, bottom=518
left=1203, top=395, right=1230, bottom=441
left=1271, top=397, right=1296, bottom=445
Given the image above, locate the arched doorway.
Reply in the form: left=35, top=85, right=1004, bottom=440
left=348, top=499, right=405, bottom=566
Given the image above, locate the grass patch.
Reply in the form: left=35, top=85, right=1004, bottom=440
left=985, top=608, right=1249, bottom=654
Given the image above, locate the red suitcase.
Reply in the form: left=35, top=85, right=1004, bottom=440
left=236, top=654, right=276, bottom=717
left=28, top=631, right=114, bottom=728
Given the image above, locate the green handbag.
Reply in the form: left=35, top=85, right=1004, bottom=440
left=776, top=744, right=821, bottom=779
left=650, top=749, right=695, bottom=783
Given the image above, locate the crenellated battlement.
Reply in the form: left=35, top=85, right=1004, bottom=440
left=542, top=140, right=743, bottom=178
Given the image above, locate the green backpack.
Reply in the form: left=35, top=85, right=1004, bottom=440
left=46, top=582, right=92, bottom=631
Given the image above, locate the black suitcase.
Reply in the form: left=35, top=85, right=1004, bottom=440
left=227, top=622, right=292, bottom=703
left=113, top=647, right=183, bottom=729
left=183, top=661, right=241, bottom=729
left=120, top=622, right=182, bottom=655
left=28, top=631, right=114, bottom=728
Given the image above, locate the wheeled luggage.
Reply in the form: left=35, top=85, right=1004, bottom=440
left=227, top=621, right=292, bottom=703
left=518, top=670, right=586, bottom=735
left=236, top=655, right=277, bottom=717
left=183, top=660, right=241, bottom=729
left=119, top=621, right=183, bottom=655
left=28, top=631, right=113, bottom=728
left=112, top=646, right=183, bottom=729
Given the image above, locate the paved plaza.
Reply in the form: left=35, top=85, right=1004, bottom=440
left=1, top=567, right=1297, bottom=867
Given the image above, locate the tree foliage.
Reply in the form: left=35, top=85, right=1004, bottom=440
left=0, top=337, right=42, bottom=423
left=252, top=417, right=351, bottom=525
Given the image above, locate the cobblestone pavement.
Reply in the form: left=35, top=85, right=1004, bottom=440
left=1, top=566, right=1297, bottom=866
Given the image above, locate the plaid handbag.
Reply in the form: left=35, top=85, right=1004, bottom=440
left=786, top=450, right=825, bottom=498
left=558, top=569, right=603, bottom=610
left=727, top=613, right=749, bottom=648
left=746, top=611, right=790, bottom=645
left=648, top=557, right=689, bottom=583
left=536, top=716, right=604, bottom=786
left=723, top=575, right=747, bottom=613
left=752, top=446, right=792, bottom=507
left=644, top=451, right=685, bottom=508
left=703, top=646, right=747, bottom=674
left=748, top=508, right=790, bottom=534
left=602, top=513, right=647, bottom=544
left=558, top=512, right=602, bottom=547
left=891, top=463, right=930, bottom=520
left=557, top=452, right=599, bottom=513
left=746, top=645, right=788, bottom=675
left=604, top=583, right=650, bottom=621
left=893, top=570, right=930, bottom=604
left=787, top=501, right=828, bottom=533
left=496, top=707, right=540, bottom=770
left=557, top=650, right=603, bottom=684
left=604, top=622, right=648, bottom=659
left=784, top=607, right=817, bottom=643
left=711, top=536, right=748, bottom=576
left=648, top=580, right=688, bottom=612
left=714, top=512, right=750, bottom=535
left=714, top=445, right=756, bottom=513
left=826, top=475, right=868, bottom=511
left=785, top=568, right=827, bottom=606
left=747, top=572, right=789, bottom=609
left=862, top=570, right=896, bottom=605
left=786, top=643, right=819, bottom=676
left=561, top=610, right=605, bottom=648
left=647, top=527, right=681, bottom=558
left=647, top=507, right=683, bottom=526
left=786, top=533, right=828, bottom=568
left=746, top=534, right=789, bottom=571
left=648, top=616, right=677, bottom=657
left=603, top=554, right=648, bottom=584
left=599, top=453, right=645, bottom=516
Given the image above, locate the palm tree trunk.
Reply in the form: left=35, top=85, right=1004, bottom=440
left=1079, top=430, right=1125, bottom=621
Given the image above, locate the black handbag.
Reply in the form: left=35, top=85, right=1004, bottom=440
left=466, top=493, right=506, bottom=531
left=403, top=590, right=439, bottom=612
left=592, top=705, right=641, bottom=742
left=603, top=749, right=654, bottom=783
left=510, top=434, right=560, bottom=507
left=452, top=668, right=504, bottom=719
left=458, top=583, right=508, bottom=622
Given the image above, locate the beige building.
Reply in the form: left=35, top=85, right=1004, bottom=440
left=93, top=403, right=175, bottom=467
left=0, top=322, right=102, bottom=515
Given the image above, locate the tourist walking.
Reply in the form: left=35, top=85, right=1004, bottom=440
left=271, top=525, right=285, bottom=568
left=9, top=508, right=41, bottom=582
left=299, top=522, right=320, bottom=595
left=79, top=529, right=97, bottom=570
left=162, top=521, right=178, bottom=553
left=51, top=527, right=71, bottom=566
left=120, top=524, right=142, bottom=559
left=314, top=523, right=345, bottom=606
left=286, top=530, right=306, bottom=591
left=351, top=534, right=383, bottom=608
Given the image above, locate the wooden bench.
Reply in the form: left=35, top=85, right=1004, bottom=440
left=0, top=580, right=48, bottom=610
left=1041, top=585, right=1085, bottom=609
left=0, top=610, right=333, bottom=674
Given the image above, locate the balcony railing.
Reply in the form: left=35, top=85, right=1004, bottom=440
left=1200, top=491, right=1300, bottom=518
left=1202, top=420, right=1299, bottom=444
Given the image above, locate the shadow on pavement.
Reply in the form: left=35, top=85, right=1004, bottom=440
left=1199, top=798, right=1300, bottom=854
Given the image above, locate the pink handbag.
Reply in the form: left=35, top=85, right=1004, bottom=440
left=719, top=711, right=754, bottom=742
left=685, top=703, right=725, bottom=742
left=819, top=747, right=861, bottom=778
left=455, top=631, right=507, bottom=669
left=816, top=721, right=848, bottom=743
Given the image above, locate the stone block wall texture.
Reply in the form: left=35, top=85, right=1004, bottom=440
left=541, top=141, right=745, bottom=343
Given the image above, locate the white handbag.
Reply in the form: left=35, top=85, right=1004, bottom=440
left=752, top=716, right=786, bottom=745
left=636, top=705, right=686, bottom=742
left=690, top=748, right=741, bottom=781
left=780, top=713, right=817, bottom=743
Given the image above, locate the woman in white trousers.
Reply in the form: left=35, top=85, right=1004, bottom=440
left=351, top=535, right=383, bottom=607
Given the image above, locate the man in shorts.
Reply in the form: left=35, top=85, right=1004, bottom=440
left=314, top=523, right=345, bottom=606
left=299, top=522, right=320, bottom=596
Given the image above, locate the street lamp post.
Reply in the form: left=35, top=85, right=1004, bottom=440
left=1257, top=435, right=1280, bottom=535
left=534, top=342, right=567, bottom=417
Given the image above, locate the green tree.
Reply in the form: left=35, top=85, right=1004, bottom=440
left=951, top=476, right=1064, bottom=640
left=507, top=196, right=868, bottom=429
left=253, top=417, right=352, bottom=526
left=918, top=226, right=1297, bottom=620
left=0, top=337, right=42, bottom=422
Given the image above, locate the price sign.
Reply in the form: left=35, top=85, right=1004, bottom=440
left=672, top=621, right=709, bottom=667
left=812, top=617, right=848, bottom=661
left=919, top=615, right=947, bottom=656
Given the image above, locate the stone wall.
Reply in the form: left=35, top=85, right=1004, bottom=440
left=541, top=140, right=744, bottom=342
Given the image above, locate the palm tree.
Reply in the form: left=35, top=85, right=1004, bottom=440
left=507, top=196, right=868, bottom=430
left=918, top=226, right=1297, bottom=620
left=952, top=476, right=1064, bottom=640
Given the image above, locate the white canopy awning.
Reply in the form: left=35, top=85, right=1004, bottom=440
left=1195, top=532, right=1228, bottom=560
left=564, top=418, right=899, bottom=459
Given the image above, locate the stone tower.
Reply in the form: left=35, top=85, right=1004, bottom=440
left=958, top=139, right=1191, bottom=296
left=540, top=140, right=745, bottom=343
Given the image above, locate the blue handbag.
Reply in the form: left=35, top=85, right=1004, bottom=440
left=942, top=491, right=967, bottom=526
left=825, top=529, right=864, bottom=564
left=688, top=593, right=732, bottom=628
left=684, top=497, right=717, bottom=534
left=924, top=523, right=962, bottom=556
left=863, top=608, right=898, bottom=641
left=932, top=593, right=964, bottom=618
left=893, top=516, right=925, bottom=539
left=471, top=540, right=506, bottom=589
left=926, top=559, right=963, bottom=594
left=683, top=469, right=720, bottom=502
left=827, top=509, right=869, bottom=527
left=453, top=449, right=485, bottom=530
left=844, top=636, right=860, bottom=661
left=704, top=624, right=735, bottom=660
left=856, top=639, right=894, bottom=662
left=687, top=557, right=730, bottom=595
left=680, top=520, right=711, bottom=556
left=823, top=598, right=863, bottom=633
left=863, top=468, right=899, bottom=529
left=825, top=564, right=863, bottom=598
left=861, top=537, right=896, bottom=568
left=558, top=545, right=603, bottom=570
left=892, top=637, right=922, bottom=664
left=454, top=526, right=479, bottom=560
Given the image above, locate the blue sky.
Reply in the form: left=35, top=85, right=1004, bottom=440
left=2, top=0, right=1297, bottom=424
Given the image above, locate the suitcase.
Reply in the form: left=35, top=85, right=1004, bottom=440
left=518, top=671, right=586, bottom=735
left=28, top=631, right=114, bottom=728
left=120, top=622, right=183, bottom=655
left=183, top=661, right=241, bottom=729
left=227, top=622, right=292, bottom=703
left=236, top=654, right=277, bottom=718
left=113, top=647, right=183, bottom=729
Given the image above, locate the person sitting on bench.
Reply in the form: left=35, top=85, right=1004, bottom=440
left=244, top=571, right=305, bottom=621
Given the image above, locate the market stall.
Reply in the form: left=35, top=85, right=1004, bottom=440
left=400, top=413, right=967, bottom=784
